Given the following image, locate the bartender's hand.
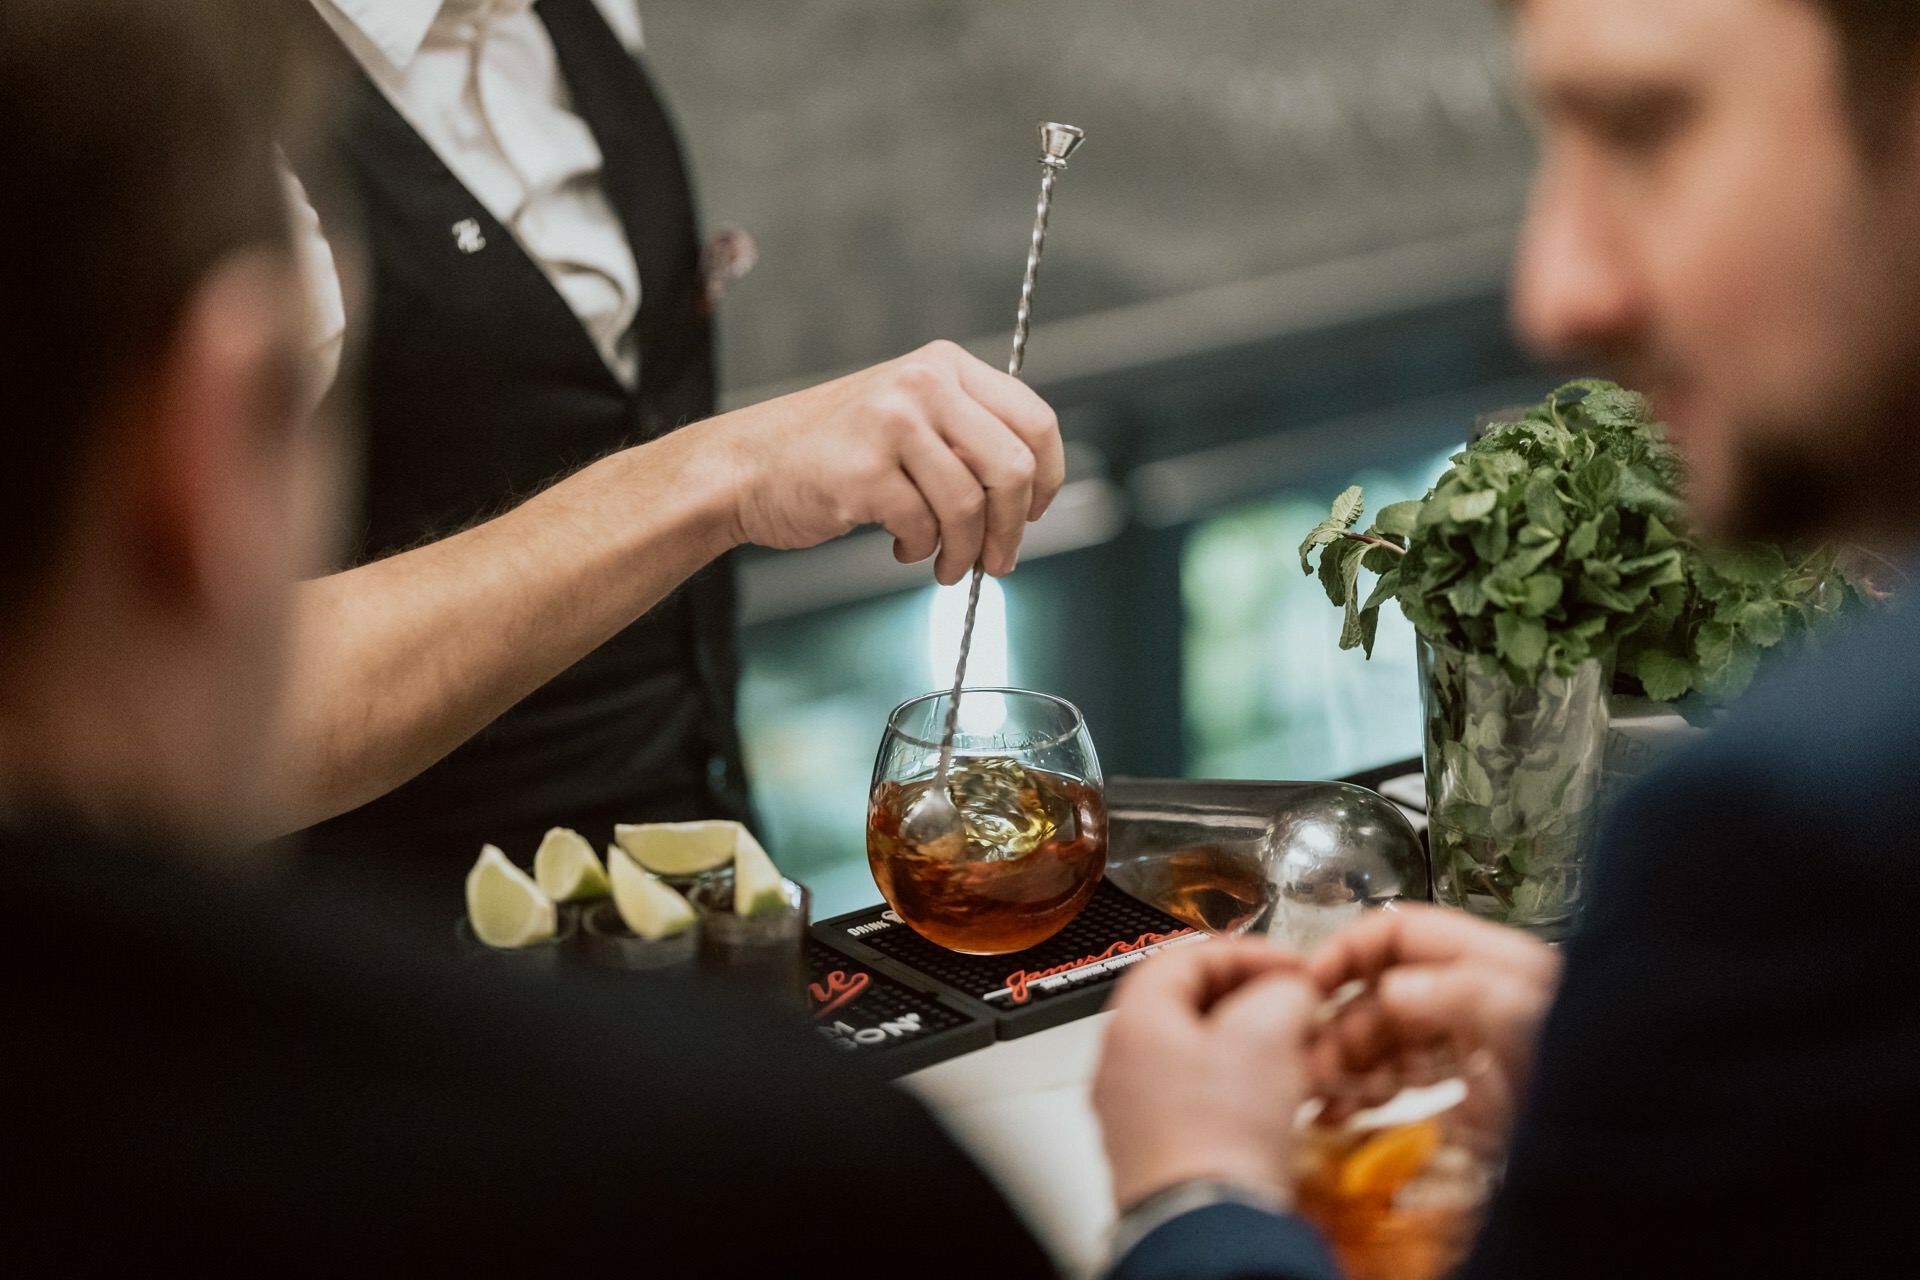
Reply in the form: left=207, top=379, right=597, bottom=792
left=703, top=341, right=1064, bottom=584
left=1093, top=941, right=1320, bottom=1210
left=1307, top=905, right=1562, bottom=1135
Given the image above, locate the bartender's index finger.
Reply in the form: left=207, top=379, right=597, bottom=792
left=953, top=353, right=1065, bottom=521
left=931, top=378, right=1035, bottom=578
left=873, top=470, right=939, bottom=566
left=898, top=425, right=987, bottom=586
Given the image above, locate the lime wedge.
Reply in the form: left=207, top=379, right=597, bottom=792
left=532, top=827, right=610, bottom=902
left=608, top=845, right=696, bottom=940
left=733, top=827, right=790, bottom=916
left=612, top=819, right=740, bottom=877
left=465, top=844, right=557, bottom=948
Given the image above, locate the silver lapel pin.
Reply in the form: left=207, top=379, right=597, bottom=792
left=451, top=218, right=487, bottom=254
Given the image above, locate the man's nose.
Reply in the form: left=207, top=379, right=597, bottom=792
left=1510, top=169, right=1644, bottom=362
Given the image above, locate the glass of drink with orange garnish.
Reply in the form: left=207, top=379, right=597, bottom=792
left=1293, top=1078, right=1495, bottom=1280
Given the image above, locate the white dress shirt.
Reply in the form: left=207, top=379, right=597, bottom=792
left=295, top=0, right=649, bottom=392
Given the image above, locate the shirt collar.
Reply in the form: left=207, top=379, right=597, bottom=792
left=313, top=0, right=444, bottom=70
left=313, top=0, right=539, bottom=70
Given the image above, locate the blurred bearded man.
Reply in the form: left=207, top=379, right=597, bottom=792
left=1094, top=3, right=1920, bottom=1277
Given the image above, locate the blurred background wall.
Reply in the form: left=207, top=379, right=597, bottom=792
left=642, top=0, right=1556, bottom=914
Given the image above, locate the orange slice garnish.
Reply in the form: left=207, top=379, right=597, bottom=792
left=1335, top=1119, right=1442, bottom=1201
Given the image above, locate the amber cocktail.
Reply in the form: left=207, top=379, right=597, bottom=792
left=867, top=690, right=1106, bottom=955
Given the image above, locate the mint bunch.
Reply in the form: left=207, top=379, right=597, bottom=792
left=1618, top=543, right=1862, bottom=703
left=1299, top=381, right=1861, bottom=703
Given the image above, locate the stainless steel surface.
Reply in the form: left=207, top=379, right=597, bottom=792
left=1105, top=777, right=1430, bottom=950
left=906, top=122, right=1086, bottom=856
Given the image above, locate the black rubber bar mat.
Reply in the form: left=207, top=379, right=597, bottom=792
left=803, top=938, right=994, bottom=1075
left=813, top=879, right=1204, bottom=1041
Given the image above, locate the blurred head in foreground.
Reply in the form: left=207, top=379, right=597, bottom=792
left=1509, top=0, right=1920, bottom=549
left=0, top=0, right=335, bottom=844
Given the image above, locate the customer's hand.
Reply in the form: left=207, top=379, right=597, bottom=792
left=703, top=340, right=1064, bottom=584
left=1308, top=905, right=1562, bottom=1135
left=1093, top=940, right=1320, bottom=1210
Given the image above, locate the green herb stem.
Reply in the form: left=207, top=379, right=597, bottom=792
left=1338, top=531, right=1408, bottom=556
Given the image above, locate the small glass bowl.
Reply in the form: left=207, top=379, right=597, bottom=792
left=452, top=907, right=580, bottom=974
left=578, top=900, right=697, bottom=971
left=689, top=867, right=811, bottom=1010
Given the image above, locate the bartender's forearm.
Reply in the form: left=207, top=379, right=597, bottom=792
left=257, top=426, right=739, bottom=838
left=251, top=340, right=1061, bottom=840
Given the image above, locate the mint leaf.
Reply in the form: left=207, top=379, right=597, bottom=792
left=1451, top=489, right=1499, bottom=522
left=1572, top=456, right=1619, bottom=506
left=1698, top=644, right=1762, bottom=701
left=1329, top=485, right=1365, bottom=529
left=1617, top=464, right=1684, bottom=519
left=1524, top=472, right=1566, bottom=534
left=1469, top=506, right=1512, bottom=562
left=1502, top=538, right=1561, bottom=580
left=1317, top=533, right=1349, bottom=606
left=1340, top=592, right=1369, bottom=651
left=1736, top=599, right=1786, bottom=648
left=1633, top=650, right=1695, bottom=702
left=1518, top=574, right=1564, bottom=617
left=1362, top=567, right=1401, bottom=615
left=1374, top=500, right=1423, bottom=539
left=1362, top=543, right=1403, bottom=574
left=1701, top=545, right=1779, bottom=585
left=1575, top=576, right=1635, bottom=612
left=1581, top=387, right=1653, bottom=428
left=1297, top=522, right=1342, bottom=574
left=1694, top=620, right=1736, bottom=679
left=1494, top=612, right=1548, bottom=672
left=1619, top=547, right=1686, bottom=588
left=1447, top=575, right=1490, bottom=617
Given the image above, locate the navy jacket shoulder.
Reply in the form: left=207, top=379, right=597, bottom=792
left=1460, top=598, right=1920, bottom=1276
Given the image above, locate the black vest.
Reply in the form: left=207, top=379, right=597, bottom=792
left=298, top=0, right=749, bottom=881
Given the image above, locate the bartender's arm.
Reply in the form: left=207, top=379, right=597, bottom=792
left=260, top=200, right=1061, bottom=838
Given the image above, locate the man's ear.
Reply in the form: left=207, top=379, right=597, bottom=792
left=126, top=250, right=302, bottom=618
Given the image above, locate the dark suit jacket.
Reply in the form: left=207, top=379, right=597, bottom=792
left=1117, top=598, right=1920, bottom=1279
left=0, top=829, right=1052, bottom=1276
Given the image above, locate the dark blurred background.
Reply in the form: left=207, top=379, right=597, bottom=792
left=643, top=0, right=1555, bottom=913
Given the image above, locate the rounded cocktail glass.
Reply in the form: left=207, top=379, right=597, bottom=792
left=867, top=688, right=1106, bottom=955
left=1294, top=1065, right=1500, bottom=1280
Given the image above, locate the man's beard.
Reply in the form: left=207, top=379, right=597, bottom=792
left=1723, top=393, right=1920, bottom=551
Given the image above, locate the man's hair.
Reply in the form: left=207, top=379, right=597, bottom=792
left=1812, top=0, right=1920, bottom=148
left=0, top=0, right=315, bottom=610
